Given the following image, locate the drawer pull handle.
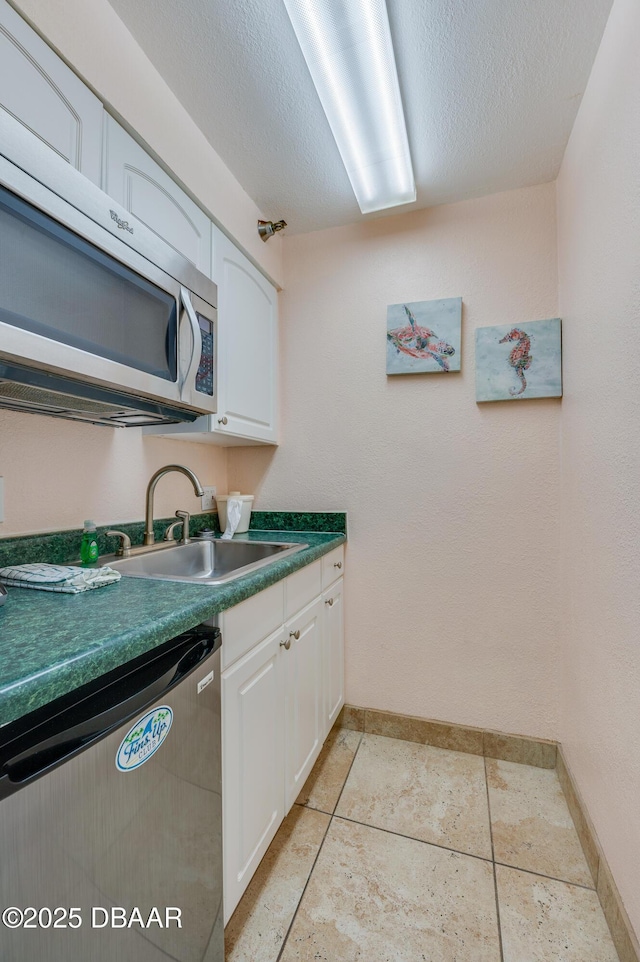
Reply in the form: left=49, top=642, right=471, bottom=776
left=280, top=638, right=291, bottom=650
left=334, top=562, right=343, bottom=569
left=217, top=416, right=228, bottom=425
left=289, top=629, right=301, bottom=640
left=325, top=598, right=334, bottom=606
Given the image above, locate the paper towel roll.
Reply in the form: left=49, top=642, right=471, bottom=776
left=220, top=498, right=243, bottom=540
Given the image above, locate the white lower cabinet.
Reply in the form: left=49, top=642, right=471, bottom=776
left=323, top=578, right=345, bottom=731
left=221, top=627, right=286, bottom=919
left=284, top=597, right=324, bottom=811
left=221, top=555, right=345, bottom=923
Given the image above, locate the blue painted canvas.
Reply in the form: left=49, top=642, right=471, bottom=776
left=475, top=318, right=562, bottom=402
left=386, top=297, right=462, bottom=375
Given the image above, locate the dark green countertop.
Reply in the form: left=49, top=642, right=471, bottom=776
left=0, top=530, right=345, bottom=728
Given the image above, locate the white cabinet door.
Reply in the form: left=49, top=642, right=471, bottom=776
left=284, top=597, right=324, bottom=811
left=323, top=578, right=345, bottom=736
left=221, top=559, right=344, bottom=915
left=211, top=226, right=278, bottom=444
left=222, top=627, right=286, bottom=922
left=0, top=0, right=102, bottom=183
left=102, top=116, right=211, bottom=274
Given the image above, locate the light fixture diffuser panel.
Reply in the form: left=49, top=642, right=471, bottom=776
left=283, top=0, right=416, bottom=214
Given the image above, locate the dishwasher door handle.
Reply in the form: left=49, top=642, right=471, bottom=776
left=0, top=627, right=219, bottom=800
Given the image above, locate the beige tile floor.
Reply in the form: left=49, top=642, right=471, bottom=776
left=225, top=731, right=620, bottom=962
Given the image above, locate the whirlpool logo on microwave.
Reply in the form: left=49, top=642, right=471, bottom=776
left=109, top=209, right=134, bottom=233
left=116, top=706, right=173, bottom=772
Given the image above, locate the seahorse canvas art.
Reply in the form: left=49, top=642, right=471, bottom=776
left=475, top=318, right=562, bottom=402
left=386, top=297, right=462, bottom=375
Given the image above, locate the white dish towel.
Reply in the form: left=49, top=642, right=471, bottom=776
left=0, top=563, right=121, bottom=594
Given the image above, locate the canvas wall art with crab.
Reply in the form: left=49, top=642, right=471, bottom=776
left=386, top=297, right=462, bottom=375
left=475, top=317, right=562, bottom=402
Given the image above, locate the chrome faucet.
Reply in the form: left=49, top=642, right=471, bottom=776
left=144, top=465, right=204, bottom=546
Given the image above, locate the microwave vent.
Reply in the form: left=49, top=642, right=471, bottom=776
left=0, top=380, right=127, bottom=416
left=0, top=362, right=198, bottom=428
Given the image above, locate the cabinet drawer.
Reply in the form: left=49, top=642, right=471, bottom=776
left=284, top=560, right=322, bottom=621
left=220, top=581, right=284, bottom=669
left=322, top=545, right=345, bottom=589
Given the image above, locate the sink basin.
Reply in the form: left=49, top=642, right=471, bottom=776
left=108, top=538, right=308, bottom=585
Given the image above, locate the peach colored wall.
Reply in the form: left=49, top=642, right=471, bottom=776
left=10, top=0, right=283, bottom=286
left=229, top=182, right=562, bottom=738
left=0, top=410, right=227, bottom=536
left=556, top=0, right=640, bottom=935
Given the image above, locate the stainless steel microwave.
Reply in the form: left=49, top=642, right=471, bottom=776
left=0, top=113, right=216, bottom=427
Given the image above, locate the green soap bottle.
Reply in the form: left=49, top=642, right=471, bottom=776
left=80, top=520, right=99, bottom=567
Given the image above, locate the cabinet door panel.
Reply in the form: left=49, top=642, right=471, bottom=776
left=284, top=598, right=323, bottom=811
left=323, top=579, right=345, bottom=736
left=222, top=629, right=285, bottom=921
left=213, top=226, right=278, bottom=443
left=0, top=0, right=102, bottom=182
left=103, top=116, right=211, bottom=274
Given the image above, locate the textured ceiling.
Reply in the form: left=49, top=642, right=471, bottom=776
left=107, top=0, right=613, bottom=234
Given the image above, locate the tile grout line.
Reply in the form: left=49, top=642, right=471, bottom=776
left=484, top=755, right=506, bottom=962
left=483, top=757, right=497, bottom=864
left=328, top=809, right=597, bottom=893
left=274, top=811, right=333, bottom=962
left=328, top=728, right=364, bottom=813
left=247, top=804, right=596, bottom=937
left=495, top=860, right=597, bottom=892
left=276, top=730, right=364, bottom=962
left=332, top=812, right=494, bottom=865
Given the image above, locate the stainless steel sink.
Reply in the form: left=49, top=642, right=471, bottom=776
left=108, top=538, right=308, bottom=585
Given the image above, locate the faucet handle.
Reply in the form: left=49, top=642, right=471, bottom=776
left=163, top=521, right=181, bottom=543
left=106, top=530, right=131, bottom=558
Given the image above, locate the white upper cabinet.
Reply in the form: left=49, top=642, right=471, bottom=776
left=211, top=226, right=278, bottom=444
left=102, top=115, right=211, bottom=275
left=0, top=0, right=102, bottom=183
left=146, top=225, right=279, bottom=446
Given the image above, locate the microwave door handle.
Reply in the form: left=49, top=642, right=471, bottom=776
left=179, top=287, right=202, bottom=401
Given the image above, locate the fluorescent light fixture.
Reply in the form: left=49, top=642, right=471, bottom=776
left=282, top=0, right=416, bottom=214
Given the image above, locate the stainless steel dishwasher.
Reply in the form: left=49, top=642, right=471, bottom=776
left=0, top=623, right=223, bottom=962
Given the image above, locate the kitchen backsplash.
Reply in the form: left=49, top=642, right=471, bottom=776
left=0, top=512, right=348, bottom=568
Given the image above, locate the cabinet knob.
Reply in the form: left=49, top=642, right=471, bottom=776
left=334, top=561, right=342, bottom=569
left=217, top=416, right=228, bottom=426
left=289, top=629, right=300, bottom=640
left=280, top=638, right=291, bottom=650
left=325, top=598, right=334, bottom=606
